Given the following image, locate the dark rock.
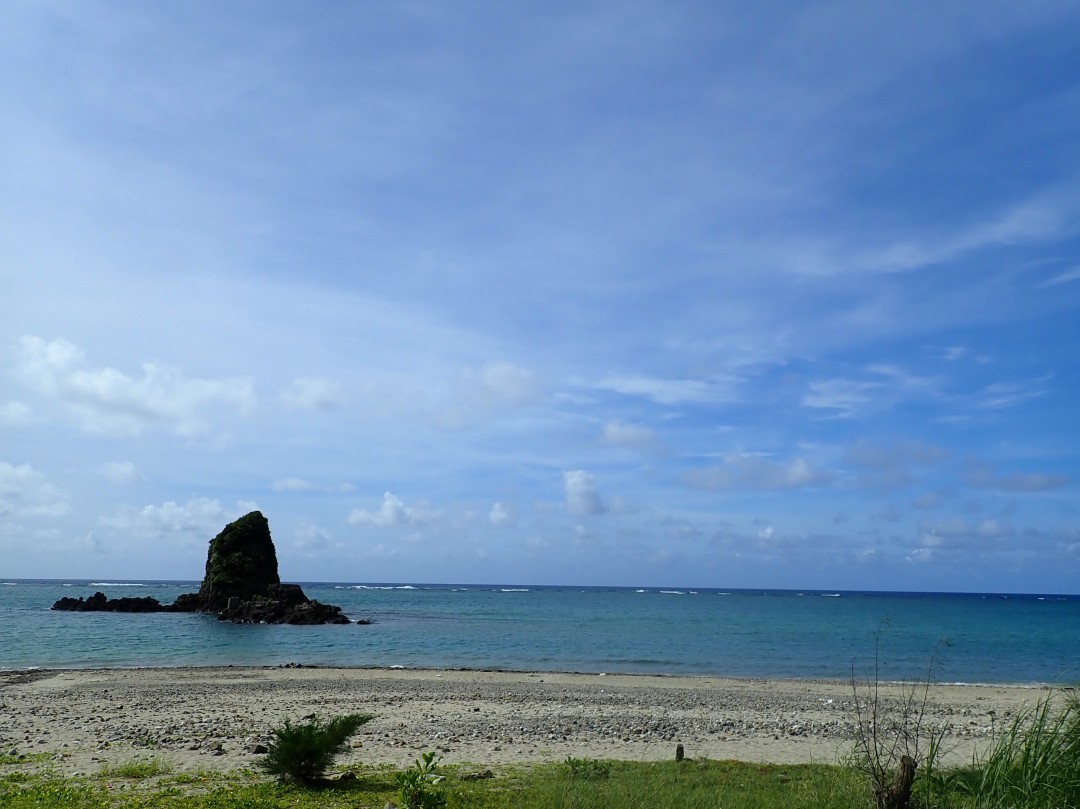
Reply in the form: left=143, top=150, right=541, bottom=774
left=52, top=511, right=355, bottom=625
left=198, top=512, right=281, bottom=611
left=52, top=592, right=166, bottom=612
left=216, top=583, right=350, bottom=625
left=168, top=592, right=203, bottom=612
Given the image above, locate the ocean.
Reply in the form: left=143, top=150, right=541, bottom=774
left=2, top=580, right=1078, bottom=685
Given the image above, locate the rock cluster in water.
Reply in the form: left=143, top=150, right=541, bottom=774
left=52, top=511, right=352, bottom=625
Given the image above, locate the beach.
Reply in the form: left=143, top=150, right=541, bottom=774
left=0, top=666, right=1050, bottom=776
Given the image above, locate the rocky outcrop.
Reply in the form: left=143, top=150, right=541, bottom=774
left=216, top=583, right=349, bottom=625
left=51, top=592, right=166, bottom=613
left=196, top=511, right=281, bottom=611
left=52, top=512, right=354, bottom=625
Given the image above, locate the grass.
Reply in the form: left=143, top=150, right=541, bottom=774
left=945, top=690, right=1080, bottom=809
left=97, top=757, right=173, bottom=779
left=3, top=691, right=1078, bottom=808
left=0, top=759, right=865, bottom=809
left=0, top=752, right=52, bottom=766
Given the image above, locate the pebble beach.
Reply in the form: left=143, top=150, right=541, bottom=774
left=0, top=666, right=1049, bottom=776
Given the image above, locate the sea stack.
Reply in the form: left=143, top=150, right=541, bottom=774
left=53, top=511, right=352, bottom=625
left=199, top=511, right=282, bottom=610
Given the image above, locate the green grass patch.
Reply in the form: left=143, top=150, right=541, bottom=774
left=97, top=757, right=173, bottom=779
left=452, top=760, right=867, bottom=809
left=7, top=735, right=1079, bottom=809
left=0, top=760, right=867, bottom=809
left=0, top=752, right=53, bottom=766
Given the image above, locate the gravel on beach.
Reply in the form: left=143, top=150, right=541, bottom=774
left=0, top=666, right=1048, bottom=776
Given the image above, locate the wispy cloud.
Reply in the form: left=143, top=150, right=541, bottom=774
left=596, top=374, right=741, bottom=406
left=1037, top=265, right=1080, bottom=288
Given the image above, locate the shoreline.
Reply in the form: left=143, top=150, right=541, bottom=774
left=1, top=665, right=1055, bottom=776
left=1, top=663, right=1062, bottom=691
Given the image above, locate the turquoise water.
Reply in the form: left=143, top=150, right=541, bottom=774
left=2, top=580, right=1078, bottom=684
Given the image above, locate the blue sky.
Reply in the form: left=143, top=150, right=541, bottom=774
left=2, top=1, right=1079, bottom=592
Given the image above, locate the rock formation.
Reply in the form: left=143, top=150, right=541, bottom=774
left=197, top=511, right=282, bottom=610
left=51, top=592, right=165, bottom=613
left=52, top=511, right=353, bottom=625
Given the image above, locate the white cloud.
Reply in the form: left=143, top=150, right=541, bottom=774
left=859, top=195, right=1070, bottom=274
left=0, top=461, right=69, bottom=518
left=280, top=377, right=343, bottom=410
left=100, top=461, right=144, bottom=483
left=601, top=420, right=657, bottom=452
left=684, top=455, right=833, bottom=491
left=273, top=477, right=315, bottom=492
left=563, top=470, right=607, bottom=516
left=978, top=378, right=1050, bottom=410
left=461, top=362, right=536, bottom=404
left=273, top=477, right=356, bottom=494
left=596, top=374, right=740, bottom=406
left=294, top=522, right=337, bottom=551
left=0, top=402, right=33, bottom=425
left=802, top=378, right=875, bottom=417
left=805, top=366, right=940, bottom=418
left=100, top=497, right=247, bottom=536
left=939, top=345, right=968, bottom=361
left=906, top=548, right=937, bottom=564
left=489, top=501, right=515, bottom=527
left=348, top=491, right=417, bottom=527
left=15, top=336, right=256, bottom=436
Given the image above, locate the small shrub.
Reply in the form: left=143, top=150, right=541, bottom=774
left=259, top=712, right=373, bottom=784
left=848, top=631, right=949, bottom=809
left=397, top=751, right=446, bottom=809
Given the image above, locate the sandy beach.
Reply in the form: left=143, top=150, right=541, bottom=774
left=0, top=667, right=1051, bottom=776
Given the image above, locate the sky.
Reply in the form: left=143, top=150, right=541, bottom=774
left=2, top=1, right=1079, bottom=592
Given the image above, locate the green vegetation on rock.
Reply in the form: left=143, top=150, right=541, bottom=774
left=198, top=511, right=281, bottom=609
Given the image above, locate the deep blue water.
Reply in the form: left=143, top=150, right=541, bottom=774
left=2, top=580, right=1078, bottom=684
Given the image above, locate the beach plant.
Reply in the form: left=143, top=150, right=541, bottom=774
left=259, top=712, right=373, bottom=784
left=848, top=631, right=949, bottom=809
left=396, top=751, right=446, bottom=809
left=953, top=690, right=1080, bottom=809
